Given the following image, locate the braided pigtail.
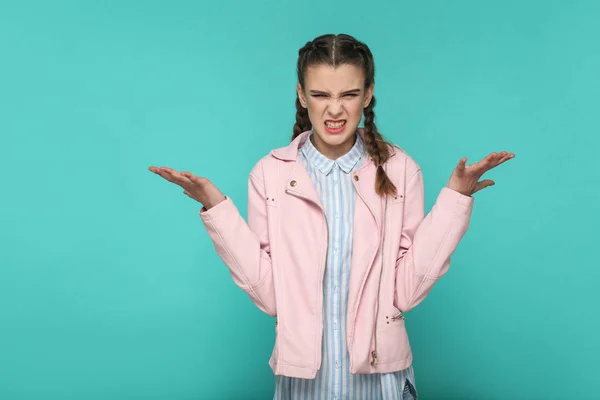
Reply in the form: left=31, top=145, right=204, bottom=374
left=292, top=96, right=311, bottom=140
left=362, top=96, right=397, bottom=196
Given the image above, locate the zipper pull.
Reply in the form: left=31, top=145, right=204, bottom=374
left=391, top=312, right=406, bottom=321
left=370, top=351, right=379, bottom=366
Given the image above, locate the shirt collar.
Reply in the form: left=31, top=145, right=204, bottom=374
left=300, top=133, right=365, bottom=175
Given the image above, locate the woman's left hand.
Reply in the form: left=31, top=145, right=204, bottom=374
left=446, top=151, right=515, bottom=196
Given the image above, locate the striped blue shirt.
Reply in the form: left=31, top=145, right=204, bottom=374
left=274, top=133, right=417, bottom=400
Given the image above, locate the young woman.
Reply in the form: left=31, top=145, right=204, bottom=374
left=149, top=33, right=514, bottom=400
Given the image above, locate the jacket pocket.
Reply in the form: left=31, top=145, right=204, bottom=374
left=377, top=309, right=411, bottom=364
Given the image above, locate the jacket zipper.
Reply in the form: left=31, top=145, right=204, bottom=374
left=391, top=312, right=405, bottom=321
left=348, top=172, right=381, bottom=372
left=285, top=188, right=328, bottom=371
left=371, top=193, right=388, bottom=367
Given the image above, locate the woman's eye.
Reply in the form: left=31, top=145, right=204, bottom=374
left=311, top=93, right=357, bottom=99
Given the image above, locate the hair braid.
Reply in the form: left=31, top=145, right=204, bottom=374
left=292, top=96, right=311, bottom=140
left=363, top=96, right=397, bottom=196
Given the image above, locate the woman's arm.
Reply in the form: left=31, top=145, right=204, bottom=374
left=394, top=151, right=513, bottom=311
left=394, top=167, right=473, bottom=312
left=199, top=161, right=277, bottom=316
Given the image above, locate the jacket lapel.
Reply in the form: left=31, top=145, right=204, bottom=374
left=284, top=161, right=324, bottom=211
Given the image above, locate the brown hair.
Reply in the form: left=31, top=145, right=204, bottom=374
left=292, top=34, right=397, bottom=196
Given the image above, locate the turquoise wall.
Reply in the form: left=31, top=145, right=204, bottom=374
left=1, top=1, right=598, bottom=398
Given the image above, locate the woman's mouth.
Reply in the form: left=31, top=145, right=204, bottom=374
left=324, top=120, right=346, bottom=134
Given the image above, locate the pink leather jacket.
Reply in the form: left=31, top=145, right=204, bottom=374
left=200, top=129, right=473, bottom=379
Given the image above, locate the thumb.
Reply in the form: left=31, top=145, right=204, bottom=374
left=472, top=179, right=495, bottom=194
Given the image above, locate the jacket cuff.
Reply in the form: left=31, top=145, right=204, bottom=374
left=436, top=187, right=474, bottom=214
left=199, top=196, right=232, bottom=221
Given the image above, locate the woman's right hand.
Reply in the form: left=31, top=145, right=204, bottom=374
left=148, top=166, right=226, bottom=210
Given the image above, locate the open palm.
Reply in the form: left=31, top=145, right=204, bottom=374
left=447, top=151, right=515, bottom=196
left=148, top=166, right=226, bottom=210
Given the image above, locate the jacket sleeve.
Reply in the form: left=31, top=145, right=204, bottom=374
left=199, top=161, right=276, bottom=316
left=394, top=167, right=473, bottom=312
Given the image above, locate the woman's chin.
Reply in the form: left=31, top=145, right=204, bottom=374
left=315, top=125, right=357, bottom=144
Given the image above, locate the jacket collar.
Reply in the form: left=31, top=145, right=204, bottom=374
left=271, top=128, right=396, bottom=165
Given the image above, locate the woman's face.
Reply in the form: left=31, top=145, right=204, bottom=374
left=297, top=64, right=373, bottom=159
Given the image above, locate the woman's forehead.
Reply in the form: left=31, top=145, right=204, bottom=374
left=304, top=64, right=365, bottom=91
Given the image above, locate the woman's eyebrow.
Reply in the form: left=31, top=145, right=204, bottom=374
left=309, top=88, right=362, bottom=95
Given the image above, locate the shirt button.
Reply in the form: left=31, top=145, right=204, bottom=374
left=335, top=360, right=340, bottom=369
left=334, top=285, right=338, bottom=293
left=335, top=213, right=340, bottom=219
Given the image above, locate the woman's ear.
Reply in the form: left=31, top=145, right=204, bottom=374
left=297, top=83, right=307, bottom=108
left=364, top=83, right=374, bottom=108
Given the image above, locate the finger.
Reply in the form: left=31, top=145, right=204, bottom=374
left=472, top=179, right=495, bottom=194
left=149, top=167, right=191, bottom=190
left=162, top=168, right=184, bottom=180
left=456, top=158, right=467, bottom=173
left=152, top=168, right=177, bottom=182
left=181, top=171, right=202, bottom=183
left=182, top=172, right=208, bottom=187
left=496, top=153, right=515, bottom=166
left=183, top=189, right=193, bottom=198
left=474, top=152, right=506, bottom=173
left=153, top=166, right=177, bottom=176
left=494, top=151, right=508, bottom=162
left=163, top=174, right=180, bottom=185
left=156, top=166, right=179, bottom=177
left=470, top=153, right=495, bottom=171
left=177, top=171, right=194, bottom=185
left=149, top=166, right=169, bottom=176
left=483, top=152, right=514, bottom=172
left=160, top=169, right=193, bottom=188
left=486, top=152, right=500, bottom=166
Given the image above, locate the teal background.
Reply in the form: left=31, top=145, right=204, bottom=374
left=1, top=1, right=598, bottom=399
